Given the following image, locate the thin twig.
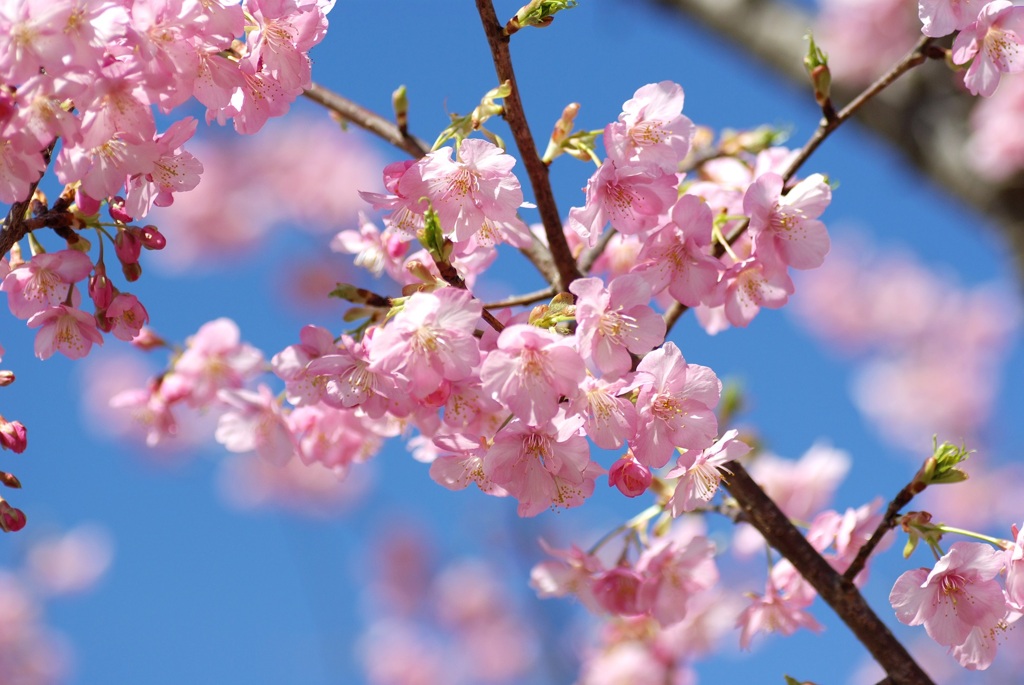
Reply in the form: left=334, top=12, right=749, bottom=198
left=843, top=480, right=922, bottom=582
left=303, top=83, right=429, bottom=158
left=780, top=36, right=935, bottom=184
left=474, top=0, right=583, bottom=293
left=484, top=286, right=556, bottom=309
left=722, top=461, right=933, bottom=685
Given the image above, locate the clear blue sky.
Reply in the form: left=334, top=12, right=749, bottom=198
left=2, top=2, right=1022, bottom=684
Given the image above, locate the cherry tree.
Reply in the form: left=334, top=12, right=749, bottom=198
left=1, top=1, right=1023, bottom=683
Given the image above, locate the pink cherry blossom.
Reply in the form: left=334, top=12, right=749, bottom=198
left=566, top=375, right=637, bottom=450
left=630, top=342, right=720, bottom=469
left=667, top=429, right=750, bottom=516
left=244, top=0, right=335, bottom=91
left=592, top=566, right=647, bottom=616
left=567, top=160, right=678, bottom=246
left=952, top=1, right=1024, bottom=97
left=737, top=571, right=823, bottom=649
left=215, top=385, right=296, bottom=466
left=482, top=412, right=598, bottom=517
left=0, top=415, right=27, bottom=453
left=604, top=81, right=694, bottom=172
left=570, top=274, right=665, bottom=379
left=637, top=532, right=719, bottom=626
left=529, top=540, right=604, bottom=612
left=480, top=324, right=585, bottom=426
left=890, top=541, right=1008, bottom=647
left=368, top=288, right=482, bottom=399
left=635, top=194, right=723, bottom=308
left=27, top=304, right=104, bottom=360
left=306, top=332, right=404, bottom=419
left=104, top=293, right=149, bottom=341
left=918, top=0, right=987, bottom=37
left=169, top=318, right=264, bottom=407
left=398, top=138, right=527, bottom=244
left=744, top=172, right=831, bottom=273
left=1, top=249, right=93, bottom=320
left=1007, top=522, right=1024, bottom=608
left=720, top=256, right=794, bottom=328
left=288, top=403, right=386, bottom=474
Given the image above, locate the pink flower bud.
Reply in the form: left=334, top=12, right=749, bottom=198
left=0, top=499, right=26, bottom=532
left=0, top=417, right=27, bottom=453
left=108, top=196, right=133, bottom=223
left=114, top=229, right=142, bottom=265
left=608, top=456, right=652, bottom=497
left=75, top=188, right=101, bottom=216
left=592, top=567, right=647, bottom=616
left=130, top=327, right=166, bottom=351
left=121, top=260, right=142, bottom=282
left=89, top=267, right=114, bottom=310
left=0, top=371, right=14, bottom=386
left=138, top=225, right=166, bottom=250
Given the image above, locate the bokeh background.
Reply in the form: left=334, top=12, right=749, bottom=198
left=2, top=1, right=1023, bottom=684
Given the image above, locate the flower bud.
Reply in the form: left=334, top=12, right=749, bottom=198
left=114, top=228, right=142, bottom=265
left=0, top=371, right=14, bottom=387
left=108, top=196, right=133, bottom=223
left=0, top=417, right=27, bottom=453
left=138, top=225, right=166, bottom=250
left=0, top=499, right=26, bottom=532
left=89, top=265, right=114, bottom=310
left=608, top=456, right=652, bottom=497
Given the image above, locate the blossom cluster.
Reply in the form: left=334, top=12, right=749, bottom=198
left=0, top=0, right=334, bottom=214
left=890, top=532, right=1024, bottom=670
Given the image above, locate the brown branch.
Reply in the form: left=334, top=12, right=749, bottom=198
left=474, top=0, right=583, bottom=293
left=303, top=83, right=429, bottom=158
left=722, top=460, right=933, bottom=685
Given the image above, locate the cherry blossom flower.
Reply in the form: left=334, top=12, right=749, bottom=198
left=566, top=375, right=637, bottom=450
left=1, top=250, right=92, bottom=320
left=27, top=305, right=104, bottom=360
left=630, top=341, right=720, bottom=469
left=918, top=0, right=986, bottom=37
left=637, top=532, right=719, bottom=626
left=667, top=429, right=750, bottom=516
left=480, top=324, right=585, bottom=426
left=482, top=412, right=598, bottom=517
left=604, top=81, right=694, bottom=172
left=570, top=274, right=665, bottom=379
left=890, top=541, right=1008, bottom=647
left=398, top=138, right=528, bottom=244
left=1007, top=522, right=1024, bottom=607
left=104, top=293, right=149, bottom=341
left=738, top=571, right=823, bottom=649
left=369, top=289, right=482, bottom=399
left=167, top=318, right=263, bottom=407
left=744, top=172, right=831, bottom=274
left=634, top=194, right=723, bottom=308
left=952, top=1, right=1024, bottom=97
left=567, top=160, right=678, bottom=246
left=215, top=385, right=296, bottom=466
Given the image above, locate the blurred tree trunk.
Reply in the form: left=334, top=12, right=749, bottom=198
left=647, top=0, right=1024, bottom=280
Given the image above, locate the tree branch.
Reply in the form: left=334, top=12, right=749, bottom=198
left=722, top=461, right=933, bottom=685
left=646, top=0, right=1024, bottom=280
left=303, top=83, right=430, bottom=158
left=475, top=0, right=584, bottom=293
